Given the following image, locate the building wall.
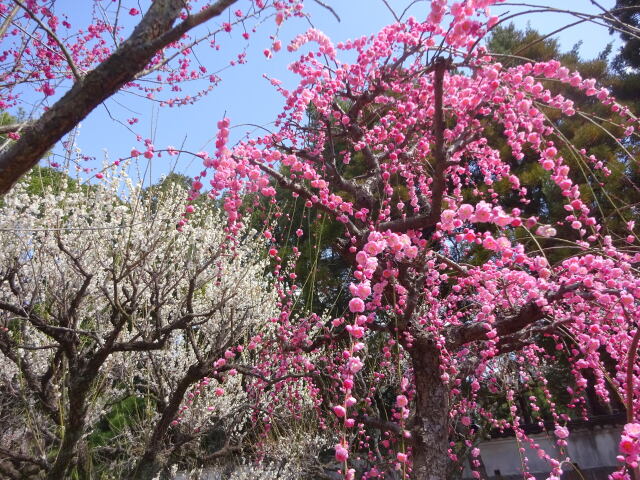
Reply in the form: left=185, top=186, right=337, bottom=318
left=464, top=425, right=623, bottom=479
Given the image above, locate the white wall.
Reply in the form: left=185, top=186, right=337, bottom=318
left=464, top=425, right=623, bottom=479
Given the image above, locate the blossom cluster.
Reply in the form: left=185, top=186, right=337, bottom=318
left=184, top=1, right=640, bottom=477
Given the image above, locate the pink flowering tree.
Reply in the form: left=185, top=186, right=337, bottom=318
left=0, top=0, right=312, bottom=193
left=183, top=2, right=640, bottom=479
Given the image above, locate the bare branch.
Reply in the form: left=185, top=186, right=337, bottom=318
left=0, top=5, right=19, bottom=39
left=312, top=0, right=341, bottom=22
left=426, top=57, right=450, bottom=228
left=379, top=0, right=400, bottom=22
left=0, top=123, right=28, bottom=135
left=357, top=414, right=404, bottom=435
left=0, top=446, right=48, bottom=470
left=447, top=283, right=584, bottom=348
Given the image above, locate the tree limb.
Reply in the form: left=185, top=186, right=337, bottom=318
left=0, top=123, right=28, bottom=135
left=0, top=0, right=239, bottom=194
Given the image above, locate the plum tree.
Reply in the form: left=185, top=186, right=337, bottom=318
left=185, top=2, right=640, bottom=479
left=0, top=168, right=276, bottom=479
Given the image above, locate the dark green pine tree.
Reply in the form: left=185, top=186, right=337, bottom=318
left=611, top=0, right=640, bottom=72
left=608, top=1, right=640, bottom=122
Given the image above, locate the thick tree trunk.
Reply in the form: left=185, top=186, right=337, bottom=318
left=410, top=336, right=450, bottom=480
left=46, top=380, right=89, bottom=479
left=45, top=349, right=111, bottom=480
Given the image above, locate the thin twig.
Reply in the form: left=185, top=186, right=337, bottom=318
left=380, top=0, right=400, bottom=22
left=12, top=0, right=82, bottom=81
left=312, top=0, right=340, bottom=22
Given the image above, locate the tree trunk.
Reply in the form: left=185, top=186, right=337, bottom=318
left=131, top=362, right=208, bottom=480
left=46, top=380, right=89, bottom=479
left=45, top=350, right=111, bottom=480
left=410, top=336, right=450, bottom=480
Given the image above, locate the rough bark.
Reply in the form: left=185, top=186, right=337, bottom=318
left=410, top=335, right=450, bottom=480
left=45, top=343, right=115, bottom=478
left=131, top=359, right=217, bottom=479
left=46, top=375, right=91, bottom=480
left=0, top=0, right=238, bottom=194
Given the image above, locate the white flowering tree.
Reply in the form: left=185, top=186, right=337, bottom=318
left=0, top=169, right=277, bottom=479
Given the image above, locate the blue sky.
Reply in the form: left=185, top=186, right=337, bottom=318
left=8, top=0, right=620, bottom=185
